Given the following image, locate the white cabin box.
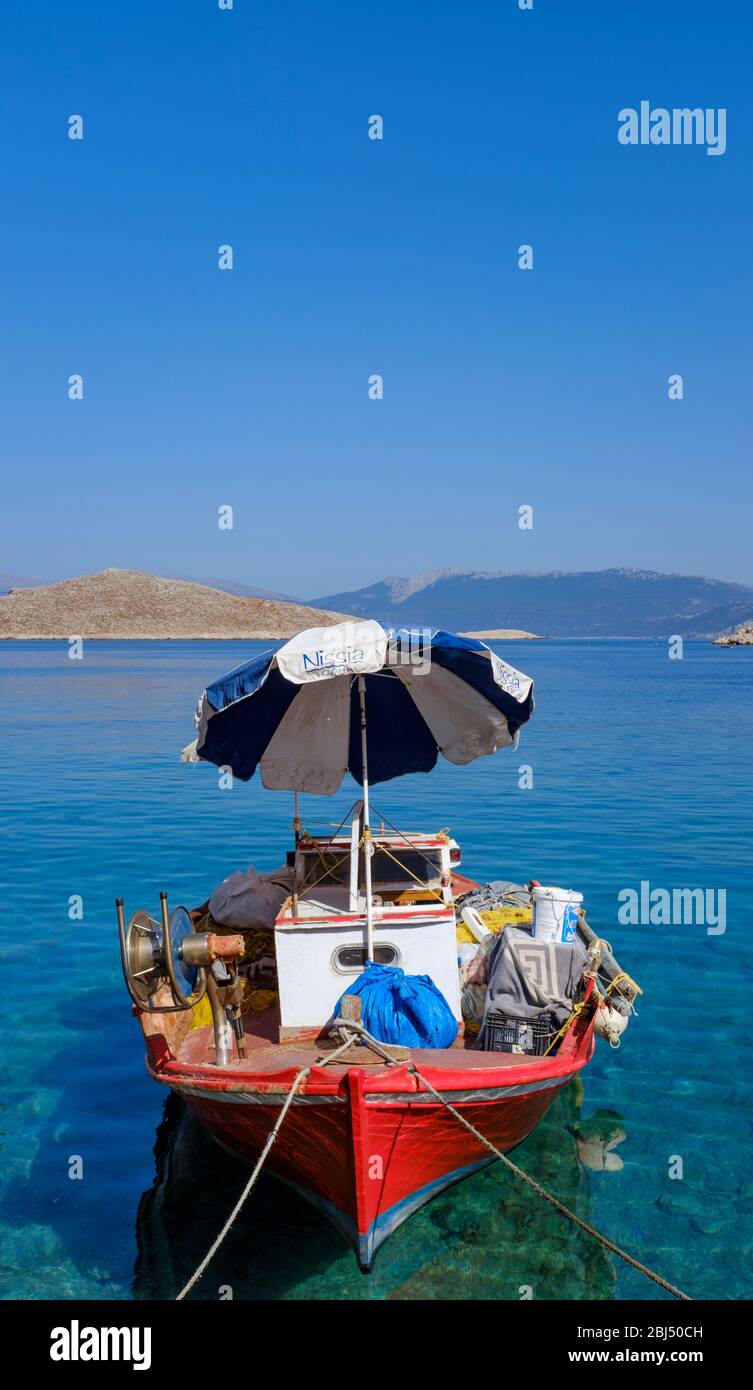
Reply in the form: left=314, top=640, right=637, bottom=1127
left=274, top=825, right=463, bottom=1036
left=275, top=905, right=462, bottom=1032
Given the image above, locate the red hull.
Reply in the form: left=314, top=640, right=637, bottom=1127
left=142, top=1008, right=595, bottom=1268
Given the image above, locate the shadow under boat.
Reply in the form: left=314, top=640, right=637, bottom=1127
left=133, top=1080, right=621, bottom=1301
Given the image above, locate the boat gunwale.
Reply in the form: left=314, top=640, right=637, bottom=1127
left=144, top=1011, right=595, bottom=1100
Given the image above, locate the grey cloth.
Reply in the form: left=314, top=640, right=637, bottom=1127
left=209, top=864, right=294, bottom=931
left=483, top=927, right=587, bottom=1028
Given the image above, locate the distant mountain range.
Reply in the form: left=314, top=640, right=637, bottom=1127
left=4, top=567, right=752, bottom=638
left=308, top=569, right=753, bottom=638
left=173, top=575, right=300, bottom=603
left=0, top=574, right=40, bottom=596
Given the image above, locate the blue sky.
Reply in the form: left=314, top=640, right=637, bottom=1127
left=1, top=1, right=751, bottom=597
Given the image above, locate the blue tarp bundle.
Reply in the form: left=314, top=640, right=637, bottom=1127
left=333, top=963, right=457, bottom=1049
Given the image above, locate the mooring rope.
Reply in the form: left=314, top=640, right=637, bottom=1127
left=408, top=1063, right=692, bottom=1302
left=175, top=1032, right=361, bottom=1300
left=176, top=1022, right=690, bottom=1302
left=175, top=1063, right=311, bottom=1300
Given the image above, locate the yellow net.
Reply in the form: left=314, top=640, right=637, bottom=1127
left=455, top=903, right=532, bottom=944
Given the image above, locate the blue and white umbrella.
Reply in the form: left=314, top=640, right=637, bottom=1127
left=182, top=619, right=534, bottom=795
left=183, top=619, right=534, bottom=956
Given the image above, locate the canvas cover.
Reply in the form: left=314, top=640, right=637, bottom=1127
left=208, top=864, right=294, bottom=931
left=482, top=926, right=587, bottom=1028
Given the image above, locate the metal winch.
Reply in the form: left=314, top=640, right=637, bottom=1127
left=116, top=891, right=245, bottom=1064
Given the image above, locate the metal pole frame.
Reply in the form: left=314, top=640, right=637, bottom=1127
left=292, top=789, right=300, bottom=920
left=357, top=675, right=375, bottom=961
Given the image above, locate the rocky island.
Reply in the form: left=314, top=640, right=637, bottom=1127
left=459, top=628, right=542, bottom=640
left=715, top=620, right=753, bottom=646
left=0, top=568, right=349, bottom=640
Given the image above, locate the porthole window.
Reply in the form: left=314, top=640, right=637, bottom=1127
left=332, top=943, right=400, bottom=973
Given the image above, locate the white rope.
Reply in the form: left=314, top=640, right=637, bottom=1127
left=409, top=1063, right=691, bottom=1302
left=175, top=1024, right=690, bottom=1302
left=175, top=1064, right=311, bottom=1300
left=174, top=1032, right=361, bottom=1300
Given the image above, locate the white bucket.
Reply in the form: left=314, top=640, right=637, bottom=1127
left=531, top=886, right=583, bottom=944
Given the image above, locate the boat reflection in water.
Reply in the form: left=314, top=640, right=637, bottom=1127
left=133, top=1080, right=623, bottom=1301
left=571, top=1108, right=627, bottom=1172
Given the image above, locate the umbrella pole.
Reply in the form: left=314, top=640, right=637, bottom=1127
left=292, top=790, right=300, bottom=921
left=358, top=675, right=375, bottom=961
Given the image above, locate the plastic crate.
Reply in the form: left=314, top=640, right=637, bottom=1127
left=479, top=1010, right=557, bottom=1056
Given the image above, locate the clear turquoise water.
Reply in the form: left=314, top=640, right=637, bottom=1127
left=1, top=639, right=751, bottom=1301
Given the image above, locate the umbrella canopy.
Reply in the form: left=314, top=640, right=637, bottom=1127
left=183, top=620, right=534, bottom=794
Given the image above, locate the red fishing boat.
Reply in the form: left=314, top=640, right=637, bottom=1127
left=136, top=958, right=598, bottom=1270
left=117, top=623, right=635, bottom=1275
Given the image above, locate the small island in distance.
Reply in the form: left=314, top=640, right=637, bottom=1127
left=715, top=621, right=753, bottom=646
left=459, top=628, right=542, bottom=640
